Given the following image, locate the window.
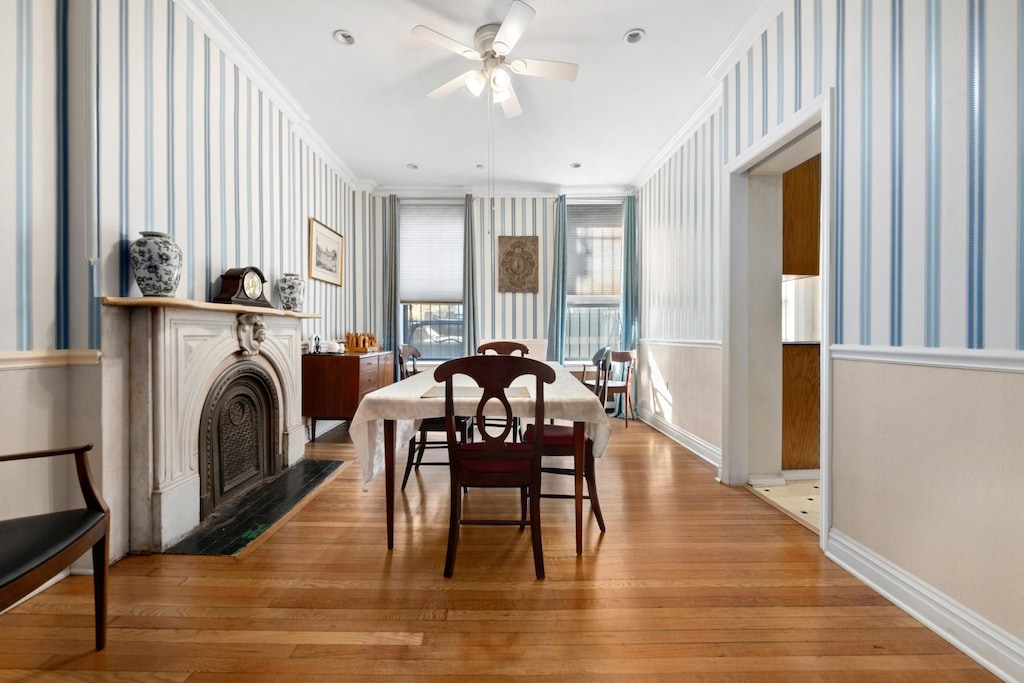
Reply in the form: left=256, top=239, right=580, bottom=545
left=565, top=202, right=623, bottom=361
left=400, top=201, right=464, bottom=360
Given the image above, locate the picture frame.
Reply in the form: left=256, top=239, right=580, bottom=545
left=497, top=235, right=539, bottom=293
left=309, top=218, right=343, bottom=286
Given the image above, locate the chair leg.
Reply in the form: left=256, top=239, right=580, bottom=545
left=400, top=437, right=417, bottom=490
left=444, top=479, right=462, bottom=578
left=91, top=535, right=108, bottom=651
left=519, top=487, right=527, bottom=531
left=414, top=430, right=428, bottom=466
left=529, top=488, right=544, bottom=579
left=585, top=452, right=606, bottom=532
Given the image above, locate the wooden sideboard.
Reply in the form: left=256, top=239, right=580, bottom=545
left=302, top=351, right=394, bottom=441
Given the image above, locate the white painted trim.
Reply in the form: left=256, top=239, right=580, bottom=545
left=783, top=468, right=820, bottom=481
left=630, top=84, right=724, bottom=189
left=174, top=0, right=375, bottom=193
left=827, top=531, right=1024, bottom=683
left=703, top=0, right=790, bottom=80
left=748, top=474, right=787, bottom=486
left=639, top=338, right=723, bottom=349
left=0, top=350, right=102, bottom=371
left=638, top=409, right=722, bottom=468
left=832, top=345, right=1024, bottom=374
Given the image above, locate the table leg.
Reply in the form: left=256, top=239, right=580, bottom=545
left=573, top=420, right=585, bottom=556
left=384, top=418, right=395, bottom=550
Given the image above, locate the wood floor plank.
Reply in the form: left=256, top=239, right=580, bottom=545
left=0, top=420, right=999, bottom=681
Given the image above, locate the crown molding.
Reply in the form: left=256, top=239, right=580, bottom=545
left=702, top=0, right=789, bottom=81
left=629, top=84, right=723, bottom=190
left=174, top=0, right=376, bottom=193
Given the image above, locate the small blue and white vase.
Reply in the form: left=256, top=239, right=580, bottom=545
left=278, top=273, right=305, bottom=311
left=129, top=231, right=182, bottom=297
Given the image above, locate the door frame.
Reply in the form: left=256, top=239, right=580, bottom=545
left=720, top=90, right=836, bottom=550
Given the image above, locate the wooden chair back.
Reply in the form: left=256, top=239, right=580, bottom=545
left=476, top=340, right=530, bottom=356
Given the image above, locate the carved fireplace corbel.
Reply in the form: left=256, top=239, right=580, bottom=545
left=237, top=313, right=267, bottom=356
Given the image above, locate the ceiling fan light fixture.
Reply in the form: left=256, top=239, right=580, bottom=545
left=490, top=68, right=511, bottom=92
left=465, top=70, right=487, bottom=97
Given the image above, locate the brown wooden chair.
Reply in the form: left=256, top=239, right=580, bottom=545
left=434, top=355, right=555, bottom=579
left=0, top=444, right=109, bottom=650
left=476, top=340, right=530, bottom=356
left=398, top=344, right=468, bottom=490
left=475, top=341, right=530, bottom=442
left=523, top=346, right=611, bottom=537
left=604, top=350, right=637, bottom=426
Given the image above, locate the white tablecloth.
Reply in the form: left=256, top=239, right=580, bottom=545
left=351, top=361, right=611, bottom=487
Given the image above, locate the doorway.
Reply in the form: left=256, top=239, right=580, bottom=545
left=720, top=92, right=835, bottom=551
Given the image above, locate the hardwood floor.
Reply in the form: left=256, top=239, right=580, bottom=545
left=0, top=420, right=997, bottom=681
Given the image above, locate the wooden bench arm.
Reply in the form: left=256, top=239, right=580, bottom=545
left=0, top=444, right=108, bottom=514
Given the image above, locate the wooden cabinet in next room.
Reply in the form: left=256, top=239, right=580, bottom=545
left=302, top=351, right=393, bottom=441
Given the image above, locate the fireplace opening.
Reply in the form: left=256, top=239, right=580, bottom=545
left=199, top=360, right=282, bottom=520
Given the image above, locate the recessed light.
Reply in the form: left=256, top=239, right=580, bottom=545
left=332, top=29, right=355, bottom=46
left=406, top=163, right=419, bottom=170
left=570, top=162, right=582, bottom=169
left=623, top=28, right=645, bottom=44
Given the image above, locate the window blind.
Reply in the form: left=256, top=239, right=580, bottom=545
left=400, top=201, right=464, bottom=303
left=566, top=203, right=623, bottom=301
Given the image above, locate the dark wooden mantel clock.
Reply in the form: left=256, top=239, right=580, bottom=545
left=212, top=266, right=273, bottom=308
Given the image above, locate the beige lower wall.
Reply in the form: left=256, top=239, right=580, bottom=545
left=0, top=366, right=73, bottom=520
left=832, top=359, right=1024, bottom=639
left=637, top=342, right=722, bottom=449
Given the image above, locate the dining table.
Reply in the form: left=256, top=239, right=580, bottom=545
left=349, top=359, right=612, bottom=555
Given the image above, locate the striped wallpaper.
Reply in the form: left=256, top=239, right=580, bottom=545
left=0, top=0, right=381, bottom=353
left=470, top=196, right=557, bottom=343
left=636, top=110, right=723, bottom=343
left=639, top=0, right=1024, bottom=354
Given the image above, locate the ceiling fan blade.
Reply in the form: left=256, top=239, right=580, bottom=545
left=500, top=83, right=523, bottom=118
left=412, top=25, right=481, bottom=60
left=428, top=70, right=476, bottom=99
left=492, top=0, right=535, bottom=56
left=509, top=58, right=579, bottom=82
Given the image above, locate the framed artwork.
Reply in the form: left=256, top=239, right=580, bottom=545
left=309, top=218, right=343, bottom=286
left=497, top=236, right=539, bottom=293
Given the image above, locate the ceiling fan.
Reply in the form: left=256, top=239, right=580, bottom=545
left=412, top=0, right=579, bottom=118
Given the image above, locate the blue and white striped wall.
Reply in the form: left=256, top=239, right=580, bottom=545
left=0, top=0, right=380, bottom=354
left=472, top=196, right=556, bottom=342
left=637, top=110, right=724, bottom=344
left=720, top=0, right=1023, bottom=352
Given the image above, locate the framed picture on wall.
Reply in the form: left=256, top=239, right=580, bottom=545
left=309, top=218, right=343, bottom=286
left=497, top=236, right=539, bottom=293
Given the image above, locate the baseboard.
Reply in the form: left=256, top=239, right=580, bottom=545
left=827, top=530, right=1024, bottom=683
left=638, top=409, right=722, bottom=468
left=310, top=419, right=345, bottom=441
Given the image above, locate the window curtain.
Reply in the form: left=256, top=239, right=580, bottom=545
left=383, top=194, right=400, bottom=381
left=546, top=194, right=568, bottom=362
left=462, top=194, right=479, bottom=356
left=621, top=194, right=638, bottom=350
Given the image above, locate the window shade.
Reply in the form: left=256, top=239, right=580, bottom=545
left=400, top=201, right=464, bottom=303
left=566, top=203, right=623, bottom=300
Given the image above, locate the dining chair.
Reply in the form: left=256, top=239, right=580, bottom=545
left=475, top=341, right=530, bottom=441
left=476, top=340, right=530, bottom=356
left=582, top=347, right=612, bottom=398
left=399, top=343, right=468, bottom=490
left=522, top=345, right=611, bottom=534
left=434, top=355, right=555, bottom=579
left=604, top=350, right=637, bottom=426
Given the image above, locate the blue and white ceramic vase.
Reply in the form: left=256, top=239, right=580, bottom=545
left=278, top=273, right=305, bottom=311
left=129, top=231, right=182, bottom=297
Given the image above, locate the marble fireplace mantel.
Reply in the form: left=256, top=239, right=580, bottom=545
left=102, top=297, right=317, bottom=552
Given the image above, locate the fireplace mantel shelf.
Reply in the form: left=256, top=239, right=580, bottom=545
left=102, top=296, right=320, bottom=319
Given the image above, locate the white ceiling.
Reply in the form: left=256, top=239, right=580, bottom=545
left=207, top=0, right=766, bottom=196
